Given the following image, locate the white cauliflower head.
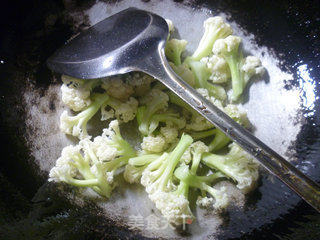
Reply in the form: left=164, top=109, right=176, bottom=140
left=196, top=187, right=229, bottom=210
left=212, top=35, right=242, bottom=55
left=59, top=110, right=82, bottom=138
left=101, top=77, right=134, bottom=101
left=125, top=72, right=154, bottom=96
left=241, top=56, right=265, bottom=83
left=61, top=84, right=91, bottom=112
left=149, top=190, right=194, bottom=226
left=139, top=88, right=169, bottom=107
left=186, top=114, right=214, bottom=131
left=201, top=55, right=231, bottom=83
left=141, top=135, right=167, bottom=153
left=114, top=97, right=138, bottom=123
left=160, top=125, right=178, bottom=144
left=124, top=164, right=145, bottom=184
left=224, top=104, right=250, bottom=127
left=48, top=145, right=80, bottom=182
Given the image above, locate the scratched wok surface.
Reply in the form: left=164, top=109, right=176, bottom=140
left=0, top=0, right=319, bottom=239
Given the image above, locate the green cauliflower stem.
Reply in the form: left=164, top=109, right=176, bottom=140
left=202, top=143, right=259, bottom=193
left=174, top=165, right=228, bottom=209
left=191, top=16, right=233, bottom=61
left=149, top=112, right=186, bottom=134
left=188, top=129, right=217, bottom=140
left=176, top=141, right=228, bottom=210
left=190, top=141, right=209, bottom=174
left=208, top=129, right=230, bottom=152
left=124, top=154, right=161, bottom=183
left=165, top=39, right=188, bottom=66
left=60, top=93, right=109, bottom=139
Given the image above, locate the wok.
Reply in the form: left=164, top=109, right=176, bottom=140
left=0, top=0, right=319, bottom=239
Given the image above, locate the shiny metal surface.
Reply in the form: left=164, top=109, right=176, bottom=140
left=47, top=7, right=320, bottom=212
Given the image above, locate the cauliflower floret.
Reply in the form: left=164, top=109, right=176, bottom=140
left=196, top=187, right=229, bottom=209
left=191, top=141, right=209, bottom=155
left=139, top=88, right=169, bottom=106
left=101, top=77, right=134, bottom=101
left=60, top=75, right=101, bottom=111
left=192, top=16, right=233, bottom=60
left=141, top=135, right=167, bottom=153
left=241, top=56, right=265, bottom=83
left=61, top=84, right=91, bottom=112
left=140, top=135, right=194, bottom=225
left=186, top=114, right=214, bottom=131
left=224, top=104, right=250, bottom=128
left=212, top=36, right=246, bottom=101
left=124, top=164, right=145, bottom=184
left=50, top=119, right=136, bottom=198
left=89, top=134, right=118, bottom=162
left=60, top=110, right=77, bottom=136
left=100, top=96, right=138, bottom=123
left=160, top=126, right=178, bottom=144
left=114, top=97, right=138, bottom=122
left=196, top=87, right=210, bottom=99
left=212, top=35, right=242, bottom=55
left=60, top=93, right=109, bottom=139
left=203, top=143, right=259, bottom=194
left=49, top=145, right=79, bottom=182
left=149, top=190, right=193, bottom=226
left=165, top=39, right=188, bottom=66
left=101, top=108, right=115, bottom=121
left=201, top=55, right=231, bottom=83
left=125, top=72, right=154, bottom=97
left=196, top=88, right=224, bottom=109
left=174, top=164, right=229, bottom=211
left=189, top=141, right=209, bottom=174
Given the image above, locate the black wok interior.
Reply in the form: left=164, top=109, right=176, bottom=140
left=0, top=0, right=319, bottom=239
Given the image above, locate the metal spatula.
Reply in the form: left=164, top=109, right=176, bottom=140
left=47, top=7, right=320, bottom=212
